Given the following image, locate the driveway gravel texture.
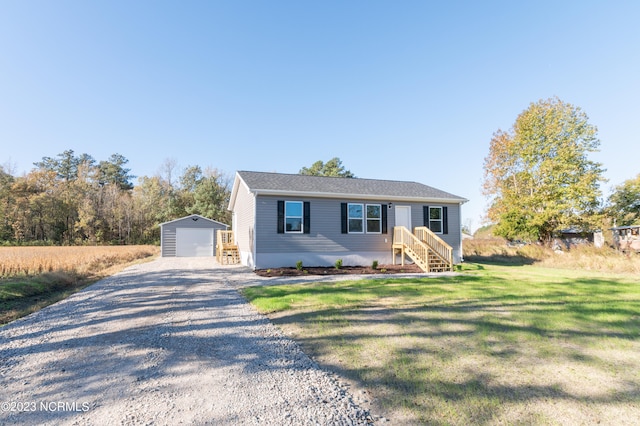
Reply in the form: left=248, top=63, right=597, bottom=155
left=0, top=257, right=377, bottom=425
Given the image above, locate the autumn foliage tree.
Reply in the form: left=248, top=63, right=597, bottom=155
left=483, top=97, right=606, bottom=244
left=607, top=174, right=640, bottom=226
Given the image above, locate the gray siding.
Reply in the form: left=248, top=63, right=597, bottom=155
left=255, top=196, right=390, bottom=255
left=424, top=203, right=462, bottom=263
left=252, top=195, right=463, bottom=268
left=161, top=216, right=228, bottom=257
left=161, top=228, right=177, bottom=257
left=232, top=180, right=256, bottom=266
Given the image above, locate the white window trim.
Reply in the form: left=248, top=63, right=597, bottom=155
left=348, top=203, right=382, bottom=234
left=347, top=203, right=364, bottom=234
left=429, top=206, right=443, bottom=234
left=366, top=204, right=382, bottom=234
left=285, top=201, right=303, bottom=234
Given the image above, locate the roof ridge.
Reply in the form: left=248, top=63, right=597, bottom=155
left=237, top=170, right=422, bottom=185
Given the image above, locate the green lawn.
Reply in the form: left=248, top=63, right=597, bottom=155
left=243, top=263, right=640, bottom=425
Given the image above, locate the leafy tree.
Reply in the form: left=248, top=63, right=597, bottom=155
left=299, top=157, right=355, bottom=178
left=174, top=165, right=203, bottom=215
left=483, top=97, right=606, bottom=244
left=186, top=168, right=231, bottom=223
left=33, top=156, right=59, bottom=175
left=56, top=150, right=79, bottom=182
left=10, top=169, right=64, bottom=242
left=179, top=165, right=203, bottom=193
left=154, top=158, right=183, bottom=218
left=607, top=174, right=640, bottom=226
left=34, top=150, right=95, bottom=182
left=0, top=166, right=15, bottom=240
left=132, top=175, right=169, bottom=242
left=96, top=153, right=134, bottom=190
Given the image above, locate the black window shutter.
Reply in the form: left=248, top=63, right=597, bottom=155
left=277, top=200, right=285, bottom=234
left=382, top=204, right=388, bottom=234
left=443, top=206, right=449, bottom=234
left=423, top=206, right=430, bottom=228
left=341, top=203, right=348, bottom=234
left=303, top=202, right=310, bottom=234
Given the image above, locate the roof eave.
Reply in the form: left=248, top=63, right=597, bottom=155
left=159, top=214, right=228, bottom=227
left=228, top=172, right=243, bottom=211
left=252, top=189, right=468, bottom=204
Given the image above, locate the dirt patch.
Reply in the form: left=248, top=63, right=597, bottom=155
left=255, top=264, right=423, bottom=277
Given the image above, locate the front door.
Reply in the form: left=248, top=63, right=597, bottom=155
left=395, top=205, right=412, bottom=231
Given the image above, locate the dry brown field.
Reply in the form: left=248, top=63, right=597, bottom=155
left=463, top=238, right=640, bottom=274
left=1, top=245, right=159, bottom=324
left=0, top=245, right=158, bottom=278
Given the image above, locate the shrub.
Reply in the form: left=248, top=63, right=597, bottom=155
left=296, top=260, right=303, bottom=271
left=372, top=260, right=379, bottom=270
left=335, top=258, right=343, bottom=270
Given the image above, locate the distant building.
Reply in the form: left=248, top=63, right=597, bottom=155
left=558, top=228, right=604, bottom=249
left=610, top=225, right=640, bottom=253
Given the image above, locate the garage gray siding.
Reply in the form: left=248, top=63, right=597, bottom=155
left=162, top=228, right=178, bottom=257
left=160, top=215, right=228, bottom=257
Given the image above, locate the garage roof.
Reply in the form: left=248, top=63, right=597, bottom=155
left=159, top=214, right=228, bottom=227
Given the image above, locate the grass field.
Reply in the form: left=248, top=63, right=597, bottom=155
left=0, top=246, right=158, bottom=325
left=243, top=263, right=640, bottom=425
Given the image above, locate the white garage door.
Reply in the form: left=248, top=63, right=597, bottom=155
left=176, top=228, right=214, bottom=257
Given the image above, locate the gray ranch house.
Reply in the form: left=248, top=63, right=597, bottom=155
left=227, top=171, right=468, bottom=272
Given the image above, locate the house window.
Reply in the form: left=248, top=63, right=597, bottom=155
left=429, top=207, right=443, bottom=234
left=366, top=204, right=382, bottom=233
left=346, top=203, right=382, bottom=233
left=285, top=201, right=303, bottom=233
left=348, top=203, right=364, bottom=233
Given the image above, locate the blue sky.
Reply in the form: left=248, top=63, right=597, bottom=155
left=1, top=1, right=638, bottom=231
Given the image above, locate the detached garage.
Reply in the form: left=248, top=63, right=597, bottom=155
left=160, top=214, right=229, bottom=257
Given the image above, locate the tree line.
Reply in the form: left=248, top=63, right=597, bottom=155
left=0, top=151, right=231, bottom=245
left=1, top=104, right=636, bottom=248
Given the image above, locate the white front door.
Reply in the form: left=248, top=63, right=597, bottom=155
left=395, top=206, right=412, bottom=231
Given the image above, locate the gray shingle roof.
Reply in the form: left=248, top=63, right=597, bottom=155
left=237, top=171, right=467, bottom=202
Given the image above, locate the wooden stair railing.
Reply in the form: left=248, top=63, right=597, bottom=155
left=216, top=230, right=240, bottom=265
left=413, top=226, right=453, bottom=272
left=392, top=226, right=430, bottom=272
left=392, top=226, right=453, bottom=273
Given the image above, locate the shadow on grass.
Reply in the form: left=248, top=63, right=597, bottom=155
left=463, top=254, right=537, bottom=266
left=254, top=270, right=640, bottom=425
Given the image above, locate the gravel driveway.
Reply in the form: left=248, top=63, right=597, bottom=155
left=0, top=257, right=374, bottom=425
